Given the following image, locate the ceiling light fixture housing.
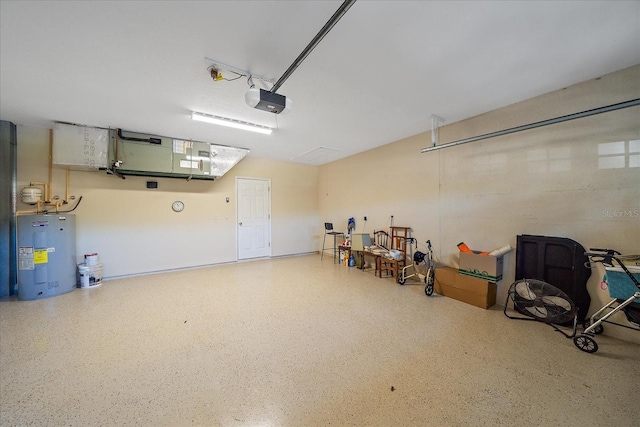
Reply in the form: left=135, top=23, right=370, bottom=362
left=191, top=111, right=273, bottom=135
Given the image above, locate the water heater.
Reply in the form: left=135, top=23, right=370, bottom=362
left=17, top=214, right=76, bottom=300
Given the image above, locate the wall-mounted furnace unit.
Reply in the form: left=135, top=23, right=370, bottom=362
left=109, top=129, right=249, bottom=180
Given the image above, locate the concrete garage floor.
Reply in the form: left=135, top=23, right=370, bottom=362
left=1, top=254, right=639, bottom=426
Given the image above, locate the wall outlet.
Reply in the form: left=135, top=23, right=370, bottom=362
left=364, top=216, right=367, bottom=221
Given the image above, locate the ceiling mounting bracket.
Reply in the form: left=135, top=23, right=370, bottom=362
left=431, top=114, right=445, bottom=147
left=204, top=57, right=275, bottom=85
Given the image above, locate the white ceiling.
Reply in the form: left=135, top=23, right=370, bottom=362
left=1, top=1, right=639, bottom=165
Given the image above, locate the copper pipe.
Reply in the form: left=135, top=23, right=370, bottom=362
left=115, top=128, right=119, bottom=163
left=65, top=168, right=70, bottom=203
left=48, top=129, right=53, bottom=202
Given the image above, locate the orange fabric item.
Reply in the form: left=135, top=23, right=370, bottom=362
left=457, top=242, right=489, bottom=256
left=457, top=242, right=474, bottom=253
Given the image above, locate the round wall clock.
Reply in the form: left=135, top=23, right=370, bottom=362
left=172, top=201, right=184, bottom=212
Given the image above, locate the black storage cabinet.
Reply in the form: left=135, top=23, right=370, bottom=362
left=515, top=234, right=592, bottom=322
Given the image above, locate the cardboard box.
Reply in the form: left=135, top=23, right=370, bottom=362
left=459, top=252, right=504, bottom=282
left=435, top=266, right=497, bottom=309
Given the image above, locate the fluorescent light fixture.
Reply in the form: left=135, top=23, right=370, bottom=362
left=191, top=111, right=272, bottom=135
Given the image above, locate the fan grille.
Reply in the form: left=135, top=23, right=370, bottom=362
left=511, top=279, right=577, bottom=324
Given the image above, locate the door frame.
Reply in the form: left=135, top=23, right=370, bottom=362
left=236, top=176, right=272, bottom=260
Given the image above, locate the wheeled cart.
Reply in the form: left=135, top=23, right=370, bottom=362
left=399, top=239, right=435, bottom=296
left=574, top=249, right=640, bottom=353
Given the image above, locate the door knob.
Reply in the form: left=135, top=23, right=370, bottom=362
left=239, top=222, right=243, bottom=226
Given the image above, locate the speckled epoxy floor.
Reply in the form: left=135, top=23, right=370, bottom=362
left=1, top=254, right=639, bottom=426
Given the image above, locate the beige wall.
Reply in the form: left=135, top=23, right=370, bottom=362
left=14, top=65, right=639, bottom=342
left=319, top=65, right=640, bottom=342
left=16, top=129, right=319, bottom=278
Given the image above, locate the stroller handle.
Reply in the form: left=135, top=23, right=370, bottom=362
left=587, top=248, right=621, bottom=255
left=584, top=249, right=616, bottom=268
left=584, top=248, right=621, bottom=264
left=584, top=250, right=640, bottom=290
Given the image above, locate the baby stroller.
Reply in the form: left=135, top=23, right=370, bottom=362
left=574, top=248, right=640, bottom=353
left=399, top=239, right=436, bottom=296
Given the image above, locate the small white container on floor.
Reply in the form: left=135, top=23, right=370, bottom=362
left=78, top=263, right=103, bottom=288
left=84, top=253, right=99, bottom=266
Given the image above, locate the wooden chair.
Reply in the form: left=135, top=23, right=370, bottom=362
left=378, top=227, right=410, bottom=282
left=373, top=230, right=389, bottom=250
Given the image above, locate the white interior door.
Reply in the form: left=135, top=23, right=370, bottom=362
left=237, top=178, right=271, bottom=260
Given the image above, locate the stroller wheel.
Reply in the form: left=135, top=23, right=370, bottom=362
left=573, top=334, right=598, bottom=353
left=398, top=276, right=406, bottom=285
left=582, top=319, right=604, bottom=335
